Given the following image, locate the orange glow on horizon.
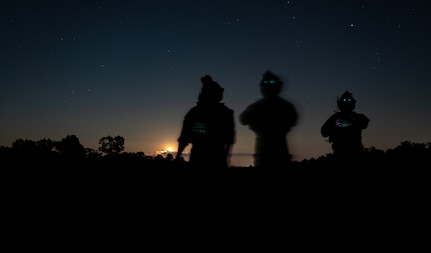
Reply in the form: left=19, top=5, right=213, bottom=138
left=154, top=145, right=177, bottom=155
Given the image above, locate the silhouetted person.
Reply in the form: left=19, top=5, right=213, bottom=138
left=321, top=90, right=369, bottom=165
left=175, top=75, right=235, bottom=169
left=239, top=70, right=298, bottom=169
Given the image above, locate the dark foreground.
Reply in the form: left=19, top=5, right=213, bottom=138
left=2, top=143, right=429, bottom=249
left=3, top=158, right=428, bottom=250
left=3, top=144, right=429, bottom=207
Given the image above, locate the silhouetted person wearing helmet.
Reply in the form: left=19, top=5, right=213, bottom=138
left=321, top=91, right=369, bottom=165
left=239, top=70, right=298, bottom=169
left=175, top=75, right=235, bottom=169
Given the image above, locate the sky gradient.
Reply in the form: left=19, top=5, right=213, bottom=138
left=1, top=0, right=430, bottom=167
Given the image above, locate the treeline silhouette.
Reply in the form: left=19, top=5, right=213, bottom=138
left=2, top=134, right=429, bottom=213
left=1, top=134, right=429, bottom=172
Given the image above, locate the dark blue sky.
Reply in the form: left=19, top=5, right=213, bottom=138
left=1, top=0, right=430, bottom=166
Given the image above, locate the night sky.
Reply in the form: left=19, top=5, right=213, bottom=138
left=1, top=0, right=430, bottom=167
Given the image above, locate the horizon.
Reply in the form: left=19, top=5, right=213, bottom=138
left=2, top=135, right=427, bottom=168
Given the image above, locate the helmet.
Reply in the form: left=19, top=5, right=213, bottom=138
left=198, top=75, right=224, bottom=103
left=259, top=70, right=283, bottom=95
left=200, top=75, right=224, bottom=93
left=337, top=91, right=356, bottom=112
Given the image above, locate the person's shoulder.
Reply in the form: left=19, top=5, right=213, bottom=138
left=282, top=97, right=296, bottom=106
left=184, top=104, right=203, bottom=114
left=218, top=103, right=234, bottom=112
left=242, top=98, right=266, bottom=110
left=275, top=96, right=296, bottom=108
left=328, top=111, right=341, bottom=118
left=186, top=104, right=199, bottom=111
left=353, top=111, right=368, bottom=117
left=356, top=112, right=370, bottom=122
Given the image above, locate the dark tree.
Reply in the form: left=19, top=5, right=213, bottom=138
left=98, top=135, right=125, bottom=156
left=56, top=135, right=86, bottom=159
left=36, top=138, right=56, bottom=153
left=12, top=139, right=37, bottom=152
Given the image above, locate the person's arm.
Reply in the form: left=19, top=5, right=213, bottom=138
left=176, top=112, right=192, bottom=160
left=239, top=106, right=251, bottom=126
left=359, top=114, right=370, bottom=129
left=175, top=141, right=187, bottom=160
left=321, top=115, right=335, bottom=138
left=224, top=143, right=233, bottom=158
left=226, top=109, right=235, bottom=157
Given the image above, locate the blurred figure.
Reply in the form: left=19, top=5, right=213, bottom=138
left=239, top=70, right=298, bottom=169
left=321, top=90, right=369, bottom=164
left=175, top=75, right=235, bottom=169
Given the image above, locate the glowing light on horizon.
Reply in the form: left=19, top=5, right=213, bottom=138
left=155, top=146, right=177, bottom=155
